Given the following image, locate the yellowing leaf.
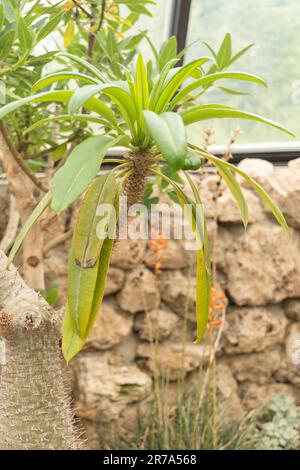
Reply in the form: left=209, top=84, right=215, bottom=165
left=64, top=20, right=75, bottom=48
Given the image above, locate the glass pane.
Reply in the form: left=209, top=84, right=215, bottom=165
left=185, top=0, right=300, bottom=144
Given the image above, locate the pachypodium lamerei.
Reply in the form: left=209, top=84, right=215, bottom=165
left=0, top=37, right=292, bottom=361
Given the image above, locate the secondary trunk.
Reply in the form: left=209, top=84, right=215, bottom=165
left=0, top=251, right=78, bottom=450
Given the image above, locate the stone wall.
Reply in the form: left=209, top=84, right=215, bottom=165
left=63, top=157, right=300, bottom=448
left=2, top=157, right=296, bottom=448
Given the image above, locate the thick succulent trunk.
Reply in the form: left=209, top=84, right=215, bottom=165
left=0, top=251, right=77, bottom=450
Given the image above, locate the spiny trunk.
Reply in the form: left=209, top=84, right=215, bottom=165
left=123, top=151, right=153, bottom=207
left=0, top=251, right=78, bottom=450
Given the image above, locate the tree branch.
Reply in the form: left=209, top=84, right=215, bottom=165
left=0, top=122, right=48, bottom=193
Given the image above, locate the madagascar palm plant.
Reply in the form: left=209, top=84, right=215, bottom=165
left=0, top=42, right=292, bottom=362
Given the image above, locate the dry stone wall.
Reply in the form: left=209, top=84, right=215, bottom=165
left=29, top=158, right=300, bottom=447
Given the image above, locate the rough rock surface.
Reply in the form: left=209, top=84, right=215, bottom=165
left=86, top=302, right=133, bottom=350
left=145, top=240, right=188, bottom=270
left=225, top=349, right=282, bottom=385
left=222, top=306, right=287, bottom=354
left=158, top=270, right=196, bottom=321
left=117, top=266, right=160, bottom=313
left=104, top=267, right=125, bottom=296
left=218, top=222, right=300, bottom=306
left=137, top=342, right=209, bottom=380
left=243, top=383, right=300, bottom=410
left=73, top=355, right=152, bottom=422
left=217, top=187, right=264, bottom=224
left=134, top=308, right=180, bottom=342
left=216, top=362, right=242, bottom=416
left=275, top=323, right=300, bottom=386
left=110, top=238, right=146, bottom=270
left=283, top=298, right=300, bottom=321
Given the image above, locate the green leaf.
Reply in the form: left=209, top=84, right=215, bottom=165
left=7, top=192, right=52, bottom=267
left=216, top=33, right=232, bottom=69
left=135, top=53, right=149, bottom=111
left=36, top=10, right=64, bottom=42
left=17, top=17, right=33, bottom=51
left=24, top=114, right=111, bottom=134
left=203, top=154, right=249, bottom=227
left=32, top=72, right=98, bottom=92
left=67, top=173, right=117, bottom=337
left=144, top=111, right=187, bottom=170
left=0, top=28, right=15, bottom=59
left=68, top=84, right=103, bottom=114
left=62, top=303, right=85, bottom=363
left=182, top=150, right=202, bottom=171
left=181, top=105, right=294, bottom=137
left=168, top=71, right=267, bottom=110
left=51, top=135, right=122, bottom=212
left=204, top=154, right=289, bottom=234
left=158, top=36, right=177, bottom=71
left=0, top=90, right=117, bottom=128
left=229, top=43, right=255, bottom=66
left=0, top=4, right=4, bottom=31
left=61, top=52, right=107, bottom=83
left=154, top=58, right=210, bottom=113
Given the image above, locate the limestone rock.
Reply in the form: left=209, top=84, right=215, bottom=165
left=117, top=266, right=160, bottom=313
left=145, top=240, right=188, bottom=270
left=137, top=342, right=209, bottom=380
left=110, top=238, right=146, bottom=270
left=216, top=362, right=242, bottom=417
left=158, top=270, right=196, bottom=322
left=237, top=158, right=274, bottom=189
left=288, top=157, right=300, bottom=170
left=104, top=267, right=125, bottom=296
left=218, top=222, right=300, bottom=306
left=86, top=302, right=133, bottom=350
left=243, top=383, right=300, bottom=410
left=224, top=349, right=282, bottom=385
left=73, top=355, right=152, bottom=422
left=271, top=168, right=300, bottom=229
left=217, top=187, right=264, bottom=224
left=222, top=306, right=287, bottom=354
left=275, top=323, right=300, bottom=386
left=134, top=309, right=180, bottom=342
left=284, top=298, right=300, bottom=321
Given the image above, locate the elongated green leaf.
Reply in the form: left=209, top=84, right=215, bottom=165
left=7, top=192, right=51, bottom=267
left=144, top=111, right=187, bottom=170
left=0, top=90, right=117, bottom=128
left=203, top=155, right=249, bottom=228
left=135, top=53, right=149, bottom=111
left=61, top=52, right=107, bottom=83
left=181, top=105, right=294, bottom=137
left=216, top=33, right=232, bottom=69
left=0, top=29, right=15, bottom=59
left=168, top=72, right=267, bottom=110
left=36, top=10, right=64, bottom=42
left=149, top=58, right=178, bottom=109
left=229, top=43, right=254, bottom=66
left=17, top=17, right=33, bottom=51
left=62, top=303, right=85, bottom=363
left=100, top=83, right=137, bottom=130
left=204, top=154, right=289, bottom=234
left=158, top=36, right=177, bottom=71
left=32, top=72, right=99, bottom=91
left=68, top=84, right=103, bottom=114
left=24, top=114, right=110, bottom=134
left=155, top=58, right=210, bottom=113
left=51, top=135, right=121, bottom=212
left=67, top=173, right=117, bottom=337
left=195, top=248, right=211, bottom=343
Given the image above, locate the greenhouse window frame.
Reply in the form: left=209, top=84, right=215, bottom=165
left=167, top=0, right=299, bottom=164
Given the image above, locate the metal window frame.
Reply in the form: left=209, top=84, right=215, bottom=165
left=167, top=0, right=299, bottom=164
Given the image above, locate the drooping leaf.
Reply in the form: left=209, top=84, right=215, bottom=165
left=7, top=192, right=52, bottom=267
left=204, top=153, right=290, bottom=234
left=32, top=71, right=99, bottom=91
left=144, top=110, right=187, bottom=170
left=51, top=135, right=122, bottom=212
left=181, top=105, right=294, bottom=137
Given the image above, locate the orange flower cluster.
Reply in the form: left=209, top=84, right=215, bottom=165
left=208, top=285, right=226, bottom=329
left=147, top=232, right=168, bottom=275
left=63, top=1, right=75, bottom=10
